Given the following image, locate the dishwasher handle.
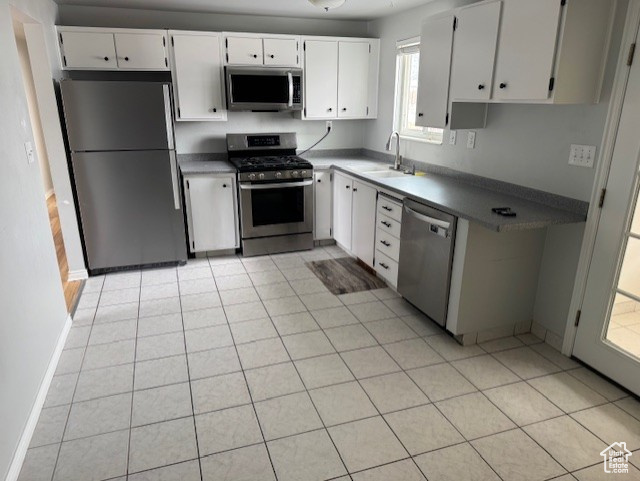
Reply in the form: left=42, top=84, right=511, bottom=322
left=404, top=205, right=452, bottom=238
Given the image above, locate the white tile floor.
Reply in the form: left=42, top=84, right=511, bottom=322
left=19, top=246, right=640, bottom=481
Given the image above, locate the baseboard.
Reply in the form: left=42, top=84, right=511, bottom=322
left=67, top=269, right=88, bottom=282
left=5, top=314, right=73, bottom=481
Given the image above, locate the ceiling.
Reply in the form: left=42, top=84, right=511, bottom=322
left=53, top=0, right=435, bottom=20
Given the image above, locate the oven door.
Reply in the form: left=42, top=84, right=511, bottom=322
left=226, top=67, right=303, bottom=111
left=239, top=179, right=313, bottom=238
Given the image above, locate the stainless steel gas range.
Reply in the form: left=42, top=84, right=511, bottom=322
left=227, top=133, right=314, bottom=257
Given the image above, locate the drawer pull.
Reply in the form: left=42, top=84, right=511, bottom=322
left=381, top=221, right=391, bottom=228
left=380, top=240, right=391, bottom=247
left=379, top=263, right=389, bottom=270
left=382, top=206, right=392, bottom=212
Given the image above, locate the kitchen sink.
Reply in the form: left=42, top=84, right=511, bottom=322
left=363, top=170, right=409, bottom=178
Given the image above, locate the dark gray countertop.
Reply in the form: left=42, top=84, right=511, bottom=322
left=178, top=159, right=236, bottom=175
left=307, top=157, right=587, bottom=232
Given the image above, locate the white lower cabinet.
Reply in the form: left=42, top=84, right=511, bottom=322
left=351, top=180, right=377, bottom=267
left=374, top=195, right=403, bottom=287
left=333, top=172, right=354, bottom=250
left=314, top=171, right=333, bottom=240
left=183, top=174, right=239, bottom=253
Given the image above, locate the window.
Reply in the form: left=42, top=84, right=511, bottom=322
left=394, top=38, right=443, bottom=144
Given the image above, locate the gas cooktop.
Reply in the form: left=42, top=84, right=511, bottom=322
left=229, top=155, right=313, bottom=173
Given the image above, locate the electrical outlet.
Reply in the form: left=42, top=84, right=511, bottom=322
left=326, top=121, right=332, bottom=131
left=449, top=131, right=457, bottom=145
left=24, top=141, right=35, bottom=164
left=569, top=144, right=596, bottom=168
left=467, top=131, right=476, bottom=149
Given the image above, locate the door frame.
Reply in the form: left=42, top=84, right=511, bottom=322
left=563, top=0, right=640, bottom=355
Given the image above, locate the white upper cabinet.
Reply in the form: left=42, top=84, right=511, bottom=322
left=302, top=37, right=379, bottom=120
left=57, top=27, right=168, bottom=71
left=263, top=38, right=299, bottom=67
left=338, top=41, right=370, bottom=118
left=169, top=31, right=226, bottom=122
left=58, top=30, right=117, bottom=69
left=225, top=36, right=264, bottom=65
left=449, top=1, right=501, bottom=101
left=415, top=13, right=455, bottom=128
left=114, top=32, right=168, bottom=70
left=492, top=0, right=562, bottom=101
left=224, top=34, right=301, bottom=66
left=304, top=40, right=339, bottom=119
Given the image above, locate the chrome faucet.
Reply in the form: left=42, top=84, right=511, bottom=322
left=386, top=131, right=402, bottom=171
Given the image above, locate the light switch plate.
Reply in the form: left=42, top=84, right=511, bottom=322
left=569, top=144, right=596, bottom=168
left=449, top=131, right=457, bottom=145
left=24, top=141, right=35, bottom=164
left=467, top=131, right=476, bottom=149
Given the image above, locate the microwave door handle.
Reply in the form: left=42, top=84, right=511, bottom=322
left=287, top=71, right=293, bottom=108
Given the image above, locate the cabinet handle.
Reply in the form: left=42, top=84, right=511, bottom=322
left=346, top=185, right=350, bottom=189
left=124, top=56, right=129, bottom=61
left=417, top=113, right=424, bottom=117
left=478, top=84, right=485, bottom=90
left=269, top=54, right=275, bottom=58
left=380, top=240, right=391, bottom=247
left=328, top=108, right=333, bottom=112
left=382, top=205, right=392, bottom=212
left=499, top=82, right=507, bottom=89
left=223, top=184, right=228, bottom=188
left=353, top=188, right=358, bottom=192
left=379, top=263, right=389, bottom=270
left=342, top=108, right=347, bottom=111
left=211, top=107, right=217, bottom=113
left=252, top=54, right=258, bottom=58
left=381, top=221, right=391, bottom=228
left=104, top=56, right=109, bottom=61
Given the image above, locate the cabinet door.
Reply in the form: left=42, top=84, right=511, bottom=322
left=450, top=1, right=502, bottom=101
left=351, top=181, right=377, bottom=268
left=415, top=13, right=455, bottom=128
left=226, top=36, right=263, bottom=65
left=338, top=42, right=370, bottom=118
left=304, top=40, right=338, bottom=119
left=185, top=176, right=237, bottom=252
left=114, top=32, right=168, bottom=70
left=493, top=0, right=562, bottom=101
left=59, top=31, right=117, bottom=69
left=314, top=171, right=333, bottom=240
left=333, top=173, right=353, bottom=250
left=264, top=38, right=299, bottom=66
left=171, top=34, right=225, bottom=121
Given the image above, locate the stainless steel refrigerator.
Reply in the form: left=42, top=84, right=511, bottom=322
left=61, top=80, right=187, bottom=272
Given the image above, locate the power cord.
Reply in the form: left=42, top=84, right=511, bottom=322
left=298, top=124, right=332, bottom=156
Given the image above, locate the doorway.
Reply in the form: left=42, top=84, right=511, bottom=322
left=12, top=14, right=82, bottom=312
left=573, top=16, right=640, bottom=396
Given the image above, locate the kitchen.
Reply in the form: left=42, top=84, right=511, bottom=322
left=4, top=0, right=640, bottom=480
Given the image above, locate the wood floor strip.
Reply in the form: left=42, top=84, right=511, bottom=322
left=306, top=257, right=387, bottom=295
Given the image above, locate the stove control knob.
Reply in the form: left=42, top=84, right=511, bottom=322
left=258, top=173, right=265, bottom=180
left=301, top=170, right=308, bottom=177
left=248, top=173, right=256, bottom=181
left=275, top=172, right=282, bottom=179
left=292, top=171, right=299, bottom=177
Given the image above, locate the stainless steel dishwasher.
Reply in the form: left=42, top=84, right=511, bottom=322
left=398, top=199, right=457, bottom=326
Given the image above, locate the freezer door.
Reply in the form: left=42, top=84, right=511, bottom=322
left=61, top=80, right=174, bottom=151
left=72, top=150, right=186, bottom=270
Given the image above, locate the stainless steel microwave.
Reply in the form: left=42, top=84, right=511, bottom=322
left=225, top=67, right=303, bottom=112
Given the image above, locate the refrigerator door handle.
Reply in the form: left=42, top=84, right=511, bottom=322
left=169, top=151, right=181, bottom=210
left=162, top=85, right=175, bottom=150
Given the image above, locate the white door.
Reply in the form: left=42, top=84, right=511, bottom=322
left=492, top=0, right=562, bottom=101
left=333, top=173, right=353, bottom=250
left=264, top=38, right=299, bottom=67
left=226, top=36, right=263, bottom=65
left=573, top=25, right=640, bottom=396
left=185, top=176, right=237, bottom=252
left=351, top=181, right=377, bottom=267
left=59, top=31, right=117, bottom=69
left=415, top=13, right=455, bottom=128
left=304, top=40, right=338, bottom=119
left=449, top=1, right=502, bottom=101
left=314, top=171, right=333, bottom=240
left=114, top=32, right=168, bottom=70
left=171, top=33, right=225, bottom=121
left=338, top=41, right=370, bottom=118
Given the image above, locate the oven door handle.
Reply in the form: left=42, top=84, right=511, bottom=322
left=240, top=180, right=313, bottom=190
left=287, top=71, right=294, bottom=108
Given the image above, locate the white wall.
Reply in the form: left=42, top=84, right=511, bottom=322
left=58, top=5, right=372, bottom=154
left=365, top=0, right=627, bottom=203
left=1, top=1, right=68, bottom=479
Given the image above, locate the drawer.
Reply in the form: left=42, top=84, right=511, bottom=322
left=375, top=250, right=399, bottom=287
left=376, top=228, right=400, bottom=262
left=377, top=196, right=402, bottom=222
left=377, top=213, right=401, bottom=238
